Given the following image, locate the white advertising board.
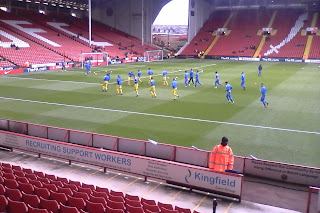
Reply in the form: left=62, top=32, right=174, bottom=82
left=245, top=159, right=320, bottom=187
left=0, top=131, right=242, bottom=197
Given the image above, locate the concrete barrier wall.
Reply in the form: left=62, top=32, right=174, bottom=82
left=92, top=134, right=118, bottom=151
left=0, top=119, right=9, bottom=131
left=69, top=131, right=93, bottom=147
left=28, top=124, right=48, bottom=139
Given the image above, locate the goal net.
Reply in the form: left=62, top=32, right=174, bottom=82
left=144, top=50, right=163, bottom=62
left=81, top=52, right=109, bottom=69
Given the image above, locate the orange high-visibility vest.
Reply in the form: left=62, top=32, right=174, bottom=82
left=209, top=144, right=234, bottom=172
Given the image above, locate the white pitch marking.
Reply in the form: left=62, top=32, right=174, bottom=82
left=0, top=96, right=319, bottom=135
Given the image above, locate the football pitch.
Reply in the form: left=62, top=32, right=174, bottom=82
left=0, top=59, right=319, bottom=168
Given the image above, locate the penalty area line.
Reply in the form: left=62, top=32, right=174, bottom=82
left=0, top=96, right=319, bottom=135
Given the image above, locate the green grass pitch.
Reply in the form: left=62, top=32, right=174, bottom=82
left=0, top=59, right=319, bottom=168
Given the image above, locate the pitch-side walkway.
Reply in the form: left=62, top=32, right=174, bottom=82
left=0, top=149, right=316, bottom=213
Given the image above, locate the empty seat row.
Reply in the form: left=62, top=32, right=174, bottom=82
left=0, top=161, right=198, bottom=213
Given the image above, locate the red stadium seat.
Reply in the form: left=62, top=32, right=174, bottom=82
left=58, top=186, right=73, bottom=196
left=2, top=167, right=13, bottom=173
left=125, top=194, right=140, bottom=201
left=107, top=199, right=125, bottom=210
left=73, top=191, right=90, bottom=200
left=160, top=207, right=179, bottom=213
left=57, top=177, right=69, bottom=184
left=175, top=206, right=192, bottom=213
left=42, top=183, right=58, bottom=192
left=50, top=180, right=64, bottom=187
left=0, top=184, right=5, bottom=195
left=7, top=198, right=28, bottom=213
left=96, top=186, right=109, bottom=194
left=14, top=170, right=25, bottom=177
left=109, top=194, right=125, bottom=203
left=60, top=203, right=80, bottom=213
left=12, top=165, right=22, bottom=171
left=106, top=206, right=125, bottom=213
left=34, top=171, right=45, bottom=178
left=0, top=176, right=4, bottom=185
left=141, top=198, right=156, bottom=206
left=142, top=203, right=160, bottom=213
left=82, top=183, right=95, bottom=190
left=110, top=190, right=124, bottom=198
left=45, top=174, right=56, bottom=181
left=126, top=204, right=144, bottom=213
left=38, top=177, right=50, bottom=184
left=39, top=197, right=60, bottom=213
left=22, top=168, right=33, bottom=174
left=30, top=180, right=43, bottom=188
left=2, top=163, right=11, bottom=168
left=16, top=176, right=29, bottom=183
left=50, top=191, right=68, bottom=205
left=26, top=174, right=38, bottom=181
left=64, top=183, right=78, bottom=191
left=27, top=205, right=50, bottom=213
left=125, top=198, right=142, bottom=207
left=78, top=187, right=92, bottom=195
left=4, top=178, right=19, bottom=189
left=69, top=180, right=82, bottom=187
left=19, top=182, right=34, bottom=194
left=158, top=202, right=173, bottom=210
left=67, top=195, right=86, bottom=211
left=93, top=191, right=109, bottom=200
left=0, top=195, right=8, bottom=212
left=34, top=186, right=50, bottom=199
left=3, top=172, right=15, bottom=179
left=86, top=200, right=106, bottom=213
left=22, top=191, right=40, bottom=208
left=89, top=194, right=107, bottom=207
left=6, top=187, right=22, bottom=201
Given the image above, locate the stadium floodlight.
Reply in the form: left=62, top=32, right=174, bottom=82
left=144, top=50, right=163, bottom=62
left=148, top=139, right=158, bottom=145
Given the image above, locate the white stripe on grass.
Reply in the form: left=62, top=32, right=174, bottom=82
left=2, top=63, right=216, bottom=85
left=0, top=96, right=319, bottom=135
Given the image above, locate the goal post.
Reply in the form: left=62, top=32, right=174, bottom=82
left=81, top=52, right=109, bottom=69
left=144, top=50, right=163, bottom=62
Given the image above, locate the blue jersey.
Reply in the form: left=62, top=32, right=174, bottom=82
left=134, top=77, right=139, bottom=84
left=172, top=80, right=178, bottom=89
left=104, top=75, right=110, bottom=81
left=189, top=70, right=194, bottom=77
left=241, top=74, right=245, bottom=81
left=226, top=84, right=232, bottom=92
left=138, top=70, right=141, bottom=77
left=260, top=86, right=267, bottom=96
left=162, top=70, right=168, bottom=76
left=61, top=61, right=65, bottom=67
left=150, top=79, right=155, bottom=86
left=147, top=70, right=153, bottom=75
left=259, top=65, right=262, bottom=71
left=216, top=73, right=219, bottom=80
left=85, top=63, right=91, bottom=70
left=196, top=72, right=199, bottom=79
left=117, top=76, right=122, bottom=85
left=185, top=72, right=188, bottom=79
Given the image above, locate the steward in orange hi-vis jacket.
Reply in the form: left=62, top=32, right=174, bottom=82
left=209, top=137, right=234, bottom=172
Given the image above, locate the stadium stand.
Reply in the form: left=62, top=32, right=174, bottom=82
left=260, top=9, right=309, bottom=58
left=308, top=13, right=320, bottom=59
left=208, top=9, right=272, bottom=57
left=0, top=162, right=198, bottom=213
left=180, top=10, right=231, bottom=56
